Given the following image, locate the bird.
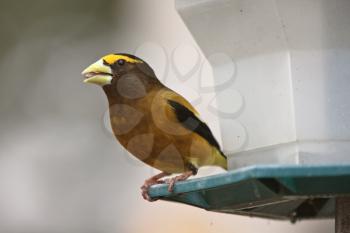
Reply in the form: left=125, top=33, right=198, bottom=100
left=82, top=53, right=227, bottom=201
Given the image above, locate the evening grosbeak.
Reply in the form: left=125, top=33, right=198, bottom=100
left=82, top=53, right=227, bottom=201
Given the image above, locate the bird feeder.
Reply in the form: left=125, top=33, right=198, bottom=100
left=149, top=0, right=350, bottom=231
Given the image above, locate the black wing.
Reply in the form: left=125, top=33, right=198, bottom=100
left=167, top=99, right=226, bottom=158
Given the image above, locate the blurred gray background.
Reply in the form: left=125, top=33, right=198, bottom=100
left=0, top=1, right=333, bottom=232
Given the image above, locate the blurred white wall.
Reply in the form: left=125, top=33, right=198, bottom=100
left=0, top=1, right=333, bottom=233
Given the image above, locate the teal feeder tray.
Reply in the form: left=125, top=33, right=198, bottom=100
left=149, top=164, right=350, bottom=222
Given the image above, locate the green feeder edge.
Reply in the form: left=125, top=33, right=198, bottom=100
left=148, top=164, right=350, bottom=222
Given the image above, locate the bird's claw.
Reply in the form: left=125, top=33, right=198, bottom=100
left=141, top=171, right=193, bottom=201
left=141, top=179, right=165, bottom=202
left=164, top=171, right=193, bottom=192
left=164, top=177, right=177, bottom=192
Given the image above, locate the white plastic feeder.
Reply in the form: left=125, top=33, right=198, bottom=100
left=176, top=0, right=350, bottom=169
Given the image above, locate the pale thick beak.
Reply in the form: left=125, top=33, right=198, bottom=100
left=82, top=59, right=113, bottom=86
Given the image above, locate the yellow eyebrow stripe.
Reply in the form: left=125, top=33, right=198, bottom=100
left=102, top=54, right=143, bottom=65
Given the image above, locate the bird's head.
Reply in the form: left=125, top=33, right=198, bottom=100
left=82, top=53, right=155, bottom=86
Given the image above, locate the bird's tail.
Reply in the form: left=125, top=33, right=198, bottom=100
left=213, top=148, right=228, bottom=170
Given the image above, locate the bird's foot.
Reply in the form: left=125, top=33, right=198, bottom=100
left=141, top=178, right=164, bottom=201
left=141, top=172, right=169, bottom=202
left=165, top=170, right=194, bottom=193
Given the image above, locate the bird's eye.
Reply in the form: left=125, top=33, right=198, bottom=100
left=117, top=59, right=125, bottom=66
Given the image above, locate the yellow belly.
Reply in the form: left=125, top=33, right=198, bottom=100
left=107, top=88, right=225, bottom=174
left=111, top=115, right=215, bottom=174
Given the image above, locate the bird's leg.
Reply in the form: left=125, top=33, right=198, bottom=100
left=166, top=165, right=198, bottom=192
left=141, top=171, right=170, bottom=201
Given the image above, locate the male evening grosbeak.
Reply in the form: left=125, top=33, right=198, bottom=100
left=82, top=53, right=227, bottom=201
